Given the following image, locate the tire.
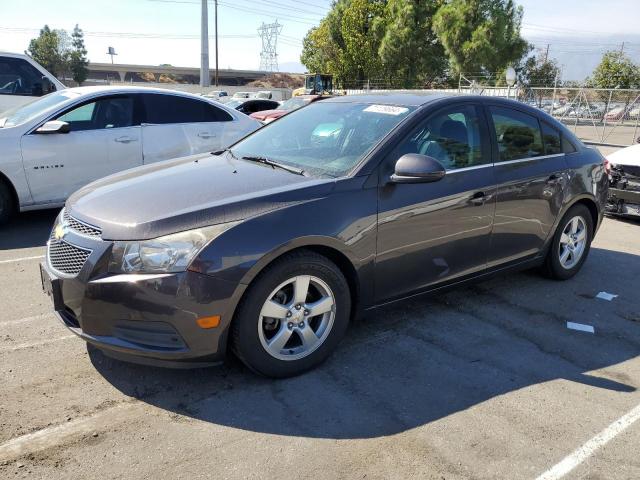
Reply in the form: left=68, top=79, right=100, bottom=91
left=543, top=204, right=593, bottom=280
left=0, top=181, right=14, bottom=225
left=231, top=250, right=351, bottom=378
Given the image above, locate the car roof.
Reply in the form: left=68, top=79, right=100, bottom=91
left=324, top=92, right=453, bottom=107
left=62, top=85, right=210, bottom=100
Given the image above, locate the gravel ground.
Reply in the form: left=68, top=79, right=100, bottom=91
left=0, top=209, right=639, bottom=480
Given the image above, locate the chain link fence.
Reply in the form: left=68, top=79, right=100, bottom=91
left=342, top=81, right=640, bottom=146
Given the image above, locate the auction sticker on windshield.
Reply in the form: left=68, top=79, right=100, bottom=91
left=363, top=105, right=409, bottom=115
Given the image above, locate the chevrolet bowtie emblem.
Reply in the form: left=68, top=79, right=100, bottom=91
left=54, top=223, right=67, bottom=240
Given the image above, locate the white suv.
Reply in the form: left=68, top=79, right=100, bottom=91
left=0, top=52, right=65, bottom=113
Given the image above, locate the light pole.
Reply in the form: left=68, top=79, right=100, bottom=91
left=200, top=0, right=210, bottom=88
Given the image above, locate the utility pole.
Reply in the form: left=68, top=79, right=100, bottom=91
left=544, top=44, right=550, bottom=63
left=620, top=41, right=625, bottom=54
left=214, top=0, right=219, bottom=86
left=200, top=0, right=210, bottom=88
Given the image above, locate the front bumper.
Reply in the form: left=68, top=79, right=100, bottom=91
left=606, top=187, right=640, bottom=217
left=41, top=237, right=244, bottom=367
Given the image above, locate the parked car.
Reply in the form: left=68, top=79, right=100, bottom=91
left=0, top=86, right=260, bottom=222
left=250, top=95, right=327, bottom=123
left=232, top=91, right=253, bottom=99
left=605, top=144, right=640, bottom=218
left=41, top=94, right=607, bottom=377
left=202, top=90, right=228, bottom=100
left=225, top=98, right=280, bottom=115
left=604, top=106, right=626, bottom=121
left=0, top=52, right=65, bottom=113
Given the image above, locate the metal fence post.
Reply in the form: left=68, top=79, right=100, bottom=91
left=602, top=89, right=613, bottom=143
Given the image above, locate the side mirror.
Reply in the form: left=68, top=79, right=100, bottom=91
left=390, top=153, right=446, bottom=183
left=35, top=120, right=71, bottom=134
left=40, top=76, right=52, bottom=95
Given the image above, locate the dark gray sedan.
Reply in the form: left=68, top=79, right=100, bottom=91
left=40, top=93, right=608, bottom=377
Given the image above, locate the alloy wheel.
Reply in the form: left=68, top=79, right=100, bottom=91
left=258, top=275, right=336, bottom=361
left=558, top=215, right=587, bottom=270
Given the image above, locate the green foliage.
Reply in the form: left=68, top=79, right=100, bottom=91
left=432, top=0, right=530, bottom=77
left=378, top=0, right=448, bottom=88
left=518, top=54, right=560, bottom=88
left=26, top=24, right=89, bottom=84
left=301, top=0, right=530, bottom=87
left=589, top=51, right=640, bottom=89
left=69, top=24, right=89, bottom=85
left=26, top=25, right=66, bottom=77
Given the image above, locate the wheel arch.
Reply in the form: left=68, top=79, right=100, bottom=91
left=0, top=170, right=19, bottom=214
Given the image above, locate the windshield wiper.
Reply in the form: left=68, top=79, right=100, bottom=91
left=240, top=155, right=306, bottom=176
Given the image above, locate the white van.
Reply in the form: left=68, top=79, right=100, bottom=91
left=0, top=52, right=65, bottom=113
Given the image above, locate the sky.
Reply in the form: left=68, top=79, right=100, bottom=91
left=1, top=0, right=639, bottom=80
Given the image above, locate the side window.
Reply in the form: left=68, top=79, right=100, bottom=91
left=393, top=104, right=486, bottom=170
left=562, top=136, right=577, bottom=154
left=541, top=122, right=562, bottom=155
left=0, top=57, right=48, bottom=97
left=490, top=106, right=544, bottom=161
left=142, top=94, right=232, bottom=124
left=56, top=96, right=135, bottom=132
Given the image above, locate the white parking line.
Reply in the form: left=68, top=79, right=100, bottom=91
left=0, top=255, right=44, bottom=265
left=536, top=402, right=640, bottom=480
left=0, top=313, right=52, bottom=328
left=0, top=335, right=75, bottom=353
left=0, top=402, right=144, bottom=462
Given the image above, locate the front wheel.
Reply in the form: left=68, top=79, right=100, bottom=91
left=231, top=250, right=351, bottom=378
left=543, top=204, right=593, bottom=280
left=0, top=181, right=14, bottom=225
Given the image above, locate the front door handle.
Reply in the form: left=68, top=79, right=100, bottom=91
left=115, top=136, right=137, bottom=143
left=470, top=191, right=486, bottom=206
left=197, top=132, right=215, bottom=139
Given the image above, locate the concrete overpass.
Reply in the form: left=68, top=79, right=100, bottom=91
left=87, top=63, right=271, bottom=85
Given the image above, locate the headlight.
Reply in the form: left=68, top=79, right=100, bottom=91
left=109, top=222, right=239, bottom=274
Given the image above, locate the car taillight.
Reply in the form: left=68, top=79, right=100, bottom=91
left=604, top=158, right=611, bottom=175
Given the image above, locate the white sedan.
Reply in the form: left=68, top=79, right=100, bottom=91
left=0, top=86, right=260, bottom=222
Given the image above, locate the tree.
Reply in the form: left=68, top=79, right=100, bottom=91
left=378, top=0, right=448, bottom=88
left=589, top=51, right=640, bottom=89
left=69, top=24, right=89, bottom=85
left=516, top=53, right=560, bottom=105
left=26, top=25, right=65, bottom=77
left=300, top=0, right=385, bottom=86
left=432, top=0, right=530, bottom=79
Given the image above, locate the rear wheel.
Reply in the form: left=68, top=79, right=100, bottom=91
left=543, top=204, right=593, bottom=280
left=0, top=181, right=14, bottom=225
left=231, top=250, right=351, bottom=378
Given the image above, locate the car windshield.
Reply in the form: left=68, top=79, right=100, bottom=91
left=0, top=90, right=81, bottom=128
left=279, top=97, right=310, bottom=111
left=225, top=99, right=244, bottom=109
left=231, top=101, right=415, bottom=177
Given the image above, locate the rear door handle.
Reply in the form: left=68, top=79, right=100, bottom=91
left=115, top=136, right=137, bottom=143
left=470, top=191, right=486, bottom=206
left=197, top=132, right=215, bottom=139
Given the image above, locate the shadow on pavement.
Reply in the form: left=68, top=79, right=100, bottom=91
left=0, top=209, right=58, bottom=250
left=89, top=246, right=640, bottom=440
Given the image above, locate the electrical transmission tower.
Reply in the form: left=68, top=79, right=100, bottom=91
left=258, top=21, right=283, bottom=72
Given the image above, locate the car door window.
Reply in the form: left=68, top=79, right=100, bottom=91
left=393, top=104, right=486, bottom=170
left=541, top=121, right=562, bottom=154
left=490, top=106, right=544, bottom=161
left=56, top=96, right=135, bottom=132
left=0, top=57, right=48, bottom=96
left=142, top=94, right=232, bottom=124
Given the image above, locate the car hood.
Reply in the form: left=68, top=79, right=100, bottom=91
left=67, top=152, right=334, bottom=240
left=251, top=109, right=286, bottom=121
left=607, top=144, right=640, bottom=167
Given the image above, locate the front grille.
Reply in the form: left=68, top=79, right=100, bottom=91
left=63, top=210, right=102, bottom=238
left=48, top=240, right=92, bottom=276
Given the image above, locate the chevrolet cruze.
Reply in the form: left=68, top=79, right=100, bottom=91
left=40, top=94, right=608, bottom=377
